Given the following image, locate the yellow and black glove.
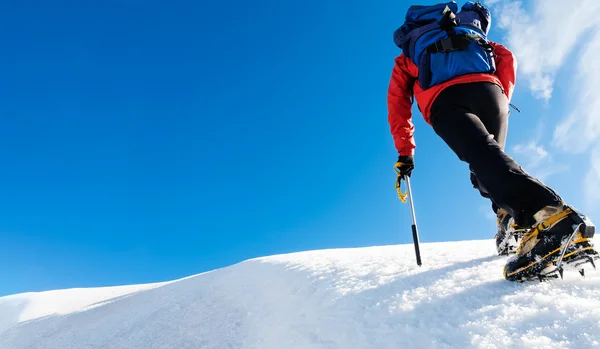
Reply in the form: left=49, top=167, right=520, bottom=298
left=394, top=155, right=414, bottom=202
left=394, top=155, right=414, bottom=179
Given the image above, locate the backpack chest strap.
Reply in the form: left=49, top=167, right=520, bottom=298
left=426, top=33, right=493, bottom=53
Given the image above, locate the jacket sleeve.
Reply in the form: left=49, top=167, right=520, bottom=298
left=387, top=54, right=417, bottom=156
left=490, top=42, right=517, bottom=101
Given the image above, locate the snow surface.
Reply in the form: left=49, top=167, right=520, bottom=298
left=1, top=239, right=600, bottom=349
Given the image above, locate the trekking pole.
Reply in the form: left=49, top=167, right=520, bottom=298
left=395, top=171, right=422, bottom=266
left=404, top=176, right=422, bottom=266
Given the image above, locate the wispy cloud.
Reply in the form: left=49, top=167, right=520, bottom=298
left=509, top=123, right=567, bottom=183
left=584, top=148, right=600, bottom=209
left=486, top=0, right=600, bottom=209
left=552, top=33, right=600, bottom=153
left=512, top=141, right=547, bottom=168
left=487, top=0, right=600, bottom=101
left=511, top=139, right=567, bottom=183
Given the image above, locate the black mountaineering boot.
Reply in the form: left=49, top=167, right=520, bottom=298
left=495, top=208, right=528, bottom=256
left=504, top=205, right=597, bottom=281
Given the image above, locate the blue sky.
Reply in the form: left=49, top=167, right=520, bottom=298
left=0, top=0, right=598, bottom=297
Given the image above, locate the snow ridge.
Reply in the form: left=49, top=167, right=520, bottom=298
left=1, top=239, right=599, bottom=349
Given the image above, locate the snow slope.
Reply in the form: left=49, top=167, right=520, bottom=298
left=1, top=239, right=600, bottom=349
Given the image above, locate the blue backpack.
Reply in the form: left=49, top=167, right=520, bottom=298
left=394, top=1, right=495, bottom=90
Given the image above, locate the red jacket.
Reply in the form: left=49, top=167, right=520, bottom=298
left=387, top=42, right=517, bottom=156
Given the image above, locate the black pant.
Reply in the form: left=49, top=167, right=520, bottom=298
left=429, top=82, right=562, bottom=227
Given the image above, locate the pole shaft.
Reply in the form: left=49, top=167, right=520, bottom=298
left=405, top=177, right=422, bottom=266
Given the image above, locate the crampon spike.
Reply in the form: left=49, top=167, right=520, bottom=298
left=591, top=258, right=597, bottom=270
left=579, top=269, right=585, bottom=277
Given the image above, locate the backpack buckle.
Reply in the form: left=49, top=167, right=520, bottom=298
left=435, top=38, right=455, bottom=52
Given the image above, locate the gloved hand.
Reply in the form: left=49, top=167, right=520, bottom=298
left=394, top=155, right=414, bottom=179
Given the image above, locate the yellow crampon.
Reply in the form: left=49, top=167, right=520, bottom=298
left=394, top=162, right=408, bottom=203
left=503, top=206, right=596, bottom=280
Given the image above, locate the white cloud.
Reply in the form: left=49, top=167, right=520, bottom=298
left=584, top=148, right=600, bottom=211
left=487, top=0, right=600, bottom=209
left=511, top=140, right=566, bottom=183
left=553, top=31, right=600, bottom=153
left=512, top=141, right=547, bottom=168
left=488, top=0, right=600, bottom=100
